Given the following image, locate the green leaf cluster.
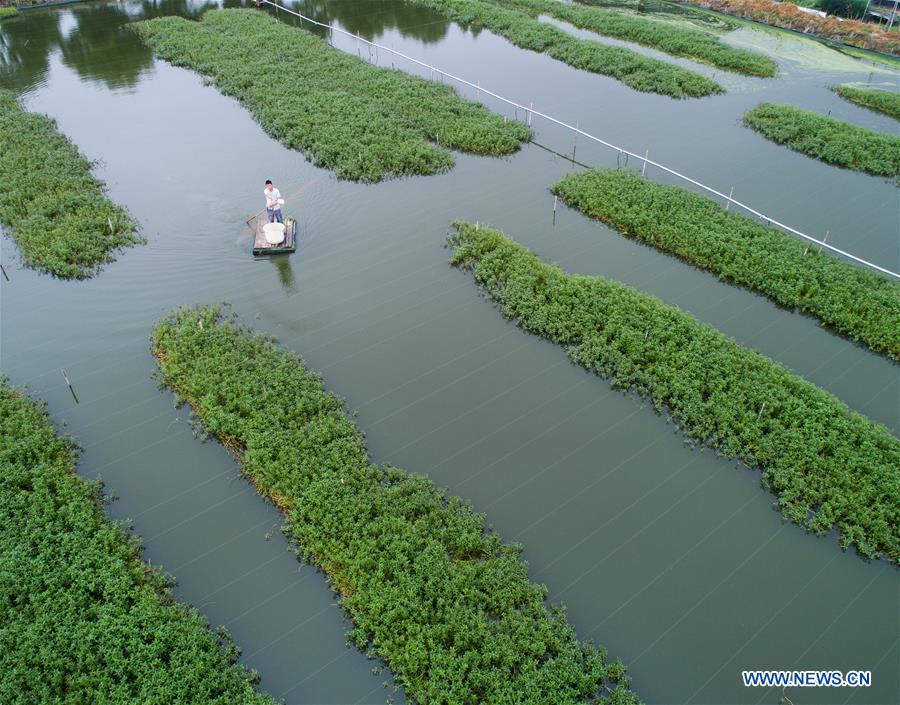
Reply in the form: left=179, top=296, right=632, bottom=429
left=743, top=102, right=900, bottom=177
left=448, top=222, right=900, bottom=563
left=552, top=169, right=900, bottom=360
left=151, top=305, right=641, bottom=705
left=130, top=9, right=531, bottom=182
left=452, top=0, right=777, bottom=76
left=832, top=85, right=900, bottom=121
left=0, top=379, right=276, bottom=705
left=0, top=7, right=19, bottom=21
left=401, top=0, right=724, bottom=98
left=0, top=90, right=142, bottom=279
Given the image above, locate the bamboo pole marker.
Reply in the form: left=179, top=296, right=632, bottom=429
left=61, top=369, right=79, bottom=404
left=725, top=186, right=734, bottom=212
left=819, top=231, right=829, bottom=254
left=0, top=264, right=8, bottom=282
left=572, top=121, right=578, bottom=161
left=642, top=149, right=649, bottom=176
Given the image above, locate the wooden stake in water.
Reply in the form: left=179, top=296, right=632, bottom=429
left=61, top=368, right=79, bottom=404
left=553, top=195, right=558, bottom=226
left=476, top=80, right=480, bottom=101
left=725, top=186, right=734, bottom=212
left=0, top=264, right=8, bottom=282
left=528, top=101, right=533, bottom=127
left=572, top=121, right=578, bottom=162
left=642, top=149, right=649, bottom=176
left=819, top=230, right=829, bottom=254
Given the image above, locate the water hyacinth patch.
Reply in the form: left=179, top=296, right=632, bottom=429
left=468, top=0, right=778, bottom=76
left=151, top=305, right=641, bottom=705
left=0, top=380, right=275, bottom=705
left=552, top=169, right=900, bottom=360
left=0, top=90, right=142, bottom=279
left=832, top=85, right=900, bottom=121
left=401, top=0, right=724, bottom=98
left=448, top=222, right=900, bottom=563
left=743, top=102, right=900, bottom=177
left=131, top=9, right=531, bottom=182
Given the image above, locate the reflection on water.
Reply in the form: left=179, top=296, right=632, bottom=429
left=0, top=8, right=62, bottom=92
left=271, top=252, right=296, bottom=292
left=281, top=0, right=450, bottom=43
left=0, top=0, right=450, bottom=95
left=58, top=4, right=154, bottom=89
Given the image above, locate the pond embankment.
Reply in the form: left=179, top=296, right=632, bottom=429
left=0, top=90, right=142, bottom=278
left=552, top=168, right=900, bottom=359
left=151, top=304, right=642, bottom=705
left=0, top=380, right=276, bottom=705
left=449, top=222, right=900, bottom=564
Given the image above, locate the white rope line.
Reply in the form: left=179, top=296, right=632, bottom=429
left=260, top=0, right=900, bottom=280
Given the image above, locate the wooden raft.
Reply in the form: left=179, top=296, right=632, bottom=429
left=253, top=216, right=296, bottom=256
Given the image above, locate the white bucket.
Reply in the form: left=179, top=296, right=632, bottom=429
left=263, top=222, right=286, bottom=245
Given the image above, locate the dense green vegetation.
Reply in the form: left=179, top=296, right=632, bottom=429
left=552, top=169, right=900, bottom=359
left=132, top=10, right=529, bottom=182
left=743, top=102, right=900, bottom=177
left=0, top=7, right=19, bottom=21
left=0, top=90, right=142, bottom=278
left=833, top=85, right=900, bottom=121
left=0, top=380, right=276, bottom=705
left=448, top=223, right=900, bottom=563
left=401, top=0, right=724, bottom=98
left=151, top=305, right=641, bottom=705
left=477, top=0, right=777, bottom=76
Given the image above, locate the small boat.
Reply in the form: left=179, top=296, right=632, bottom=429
left=253, top=217, right=297, bottom=256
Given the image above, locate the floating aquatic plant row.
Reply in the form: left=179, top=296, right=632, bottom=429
left=392, top=0, right=723, bottom=98
left=151, top=305, right=641, bottom=705
left=0, top=380, right=276, bottom=705
left=743, top=103, right=900, bottom=178
left=448, top=223, right=900, bottom=563
left=261, top=2, right=897, bottom=279
left=552, top=169, right=900, bottom=360
left=458, top=0, right=777, bottom=76
left=0, top=90, right=142, bottom=279
left=131, top=10, right=529, bottom=182
left=832, top=85, right=900, bottom=121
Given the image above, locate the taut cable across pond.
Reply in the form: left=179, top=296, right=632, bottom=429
left=260, top=0, right=899, bottom=280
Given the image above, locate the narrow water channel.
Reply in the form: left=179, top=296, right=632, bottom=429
left=1, top=2, right=897, bottom=703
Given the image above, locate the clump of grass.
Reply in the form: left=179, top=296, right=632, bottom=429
left=743, top=102, right=900, bottom=177
left=484, top=0, right=778, bottom=76
left=0, top=379, right=276, bottom=705
left=0, top=90, right=142, bottom=279
left=0, top=6, right=19, bottom=21
left=151, top=304, right=642, bottom=705
left=552, top=169, right=900, bottom=359
left=131, top=9, right=530, bottom=182
left=402, top=0, right=724, bottom=98
left=832, top=85, right=900, bottom=121
left=448, top=222, right=900, bottom=564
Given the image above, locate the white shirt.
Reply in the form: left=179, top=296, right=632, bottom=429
left=264, top=187, right=281, bottom=210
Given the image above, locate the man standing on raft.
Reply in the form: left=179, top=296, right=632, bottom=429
left=264, top=180, right=283, bottom=224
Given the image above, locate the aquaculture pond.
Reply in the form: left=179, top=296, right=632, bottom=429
left=1, top=1, right=898, bottom=704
